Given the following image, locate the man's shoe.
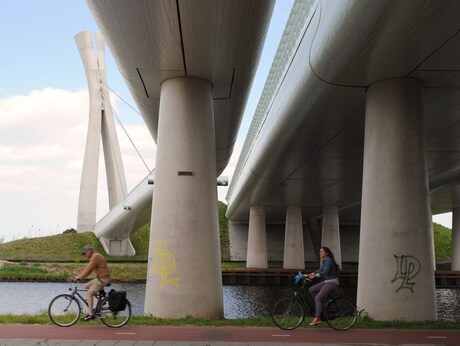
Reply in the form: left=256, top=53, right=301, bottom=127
left=81, top=315, right=95, bottom=321
left=309, top=317, right=321, bottom=326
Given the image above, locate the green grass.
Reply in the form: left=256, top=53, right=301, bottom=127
left=0, top=261, right=148, bottom=280
left=218, top=201, right=230, bottom=261
left=0, top=262, right=62, bottom=279
left=0, top=227, right=152, bottom=262
left=433, top=222, right=452, bottom=262
left=0, top=313, right=459, bottom=329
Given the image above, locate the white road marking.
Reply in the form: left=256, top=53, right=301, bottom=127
left=272, top=334, right=291, bottom=337
left=116, top=332, right=136, bottom=335
left=428, top=336, right=447, bottom=339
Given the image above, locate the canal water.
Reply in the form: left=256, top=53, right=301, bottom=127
left=0, top=282, right=458, bottom=322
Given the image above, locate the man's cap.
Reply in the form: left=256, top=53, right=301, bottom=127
left=81, top=245, right=94, bottom=254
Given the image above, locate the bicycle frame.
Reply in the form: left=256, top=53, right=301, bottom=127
left=291, top=276, right=316, bottom=315
left=66, top=282, right=106, bottom=309
left=68, top=285, right=88, bottom=306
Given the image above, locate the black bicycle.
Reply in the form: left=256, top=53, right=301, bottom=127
left=48, top=280, right=132, bottom=328
left=271, top=272, right=357, bottom=331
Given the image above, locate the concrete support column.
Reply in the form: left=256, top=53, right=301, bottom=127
left=452, top=208, right=460, bottom=270
left=75, top=31, right=128, bottom=232
left=357, top=78, right=437, bottom=320
left=283, top=206, right=305, bottom=269
left=144, top=77, right=223, bottom=319
left=308, top=217, right=322, bottom=262
left=97, top=34, right=127, bottom=209
left=247, top=205, right=268, bottom=268
left=321, top=206, right=342, bottom=269
left=75, top=32, right=103, bottom=231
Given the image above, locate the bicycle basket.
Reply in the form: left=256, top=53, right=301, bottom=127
left=293, top=271, right=305, bottom=286
left=108, top=289, right=127, bottom=312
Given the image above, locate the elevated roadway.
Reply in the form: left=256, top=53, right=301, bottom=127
left=227, top=0, right=460, bottom=225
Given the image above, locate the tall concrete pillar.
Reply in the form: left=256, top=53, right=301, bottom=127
left=144, top=77, right=223, bottom=319
left=247, top=205, right=268, bottom=268
left=75, top=32, right=102, bottom=231
left=308, top=217, right=322, bottom=262
left=283, top=206, right=305, bottom=269
left=95, top=33, right=128, bottom=209
left=75, top=31, right=128, bottom=231
left=357, top=78, right=437, bottom=320
left=321, top=206, right=342, bottom=269
left=452, top=208, right=460, bottom=270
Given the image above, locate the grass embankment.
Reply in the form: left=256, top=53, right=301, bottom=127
left=0, top=202, right=230, bottom=280
left=0, top=220, right=453, bottom=280
left=0, top=226, right=150, bottom=280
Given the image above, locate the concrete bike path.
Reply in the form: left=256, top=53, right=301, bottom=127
left=0, top=325, right=459, bottom=345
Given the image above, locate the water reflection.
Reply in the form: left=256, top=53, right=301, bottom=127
left=0, top=282, right=146, bottom=316
left=0, top=282, right=458, bottom=322
left=223, top=285, right=290, bottom=319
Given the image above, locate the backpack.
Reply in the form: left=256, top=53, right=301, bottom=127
left=108, top=289, right=127, bottom=312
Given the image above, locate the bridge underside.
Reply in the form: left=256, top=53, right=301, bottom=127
left=225, top=1, right=460, bottom=321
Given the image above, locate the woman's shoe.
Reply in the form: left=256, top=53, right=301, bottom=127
left=309, top=317, right=321, bottom=326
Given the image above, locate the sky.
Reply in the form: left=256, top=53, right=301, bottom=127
left=0, top=0, right=452, bottom=243
left=0, top=0, right=296, bottom=242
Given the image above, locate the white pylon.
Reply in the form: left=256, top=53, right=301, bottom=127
left=75, top=31, right=127, bottom=232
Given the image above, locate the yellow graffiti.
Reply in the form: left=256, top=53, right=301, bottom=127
left=150, top=240, right=179, bottom=286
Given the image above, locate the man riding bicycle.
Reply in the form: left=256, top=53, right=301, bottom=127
left=74, top=245, right=111, bottom=321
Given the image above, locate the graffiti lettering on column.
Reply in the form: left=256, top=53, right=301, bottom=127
left=391, top=255, right=420, bottom=292
left=148, top=240, right=179, bottom=286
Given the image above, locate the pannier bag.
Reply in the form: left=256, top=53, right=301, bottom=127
left=108, top=289, right=127, bottom=312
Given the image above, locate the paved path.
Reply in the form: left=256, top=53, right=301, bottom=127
left=0, top=325, right=459, bottom=345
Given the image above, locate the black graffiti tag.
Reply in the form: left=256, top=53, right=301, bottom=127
left=391, top=255, right=420, bottom=292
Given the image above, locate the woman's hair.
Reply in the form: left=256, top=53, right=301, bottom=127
left=321, top=246, right=339, bottom=270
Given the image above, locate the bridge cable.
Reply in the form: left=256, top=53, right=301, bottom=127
left=100, top=80, right=144, bottom=118
left=100, top=87, right=152, bottom=174
left=102, top=94, right=129, bottom=205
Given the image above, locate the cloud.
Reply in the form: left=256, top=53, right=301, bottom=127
left=0, top=88, right=87, bottom=145
left=0, top=88, right=156, bottom=242
left=0, top=87, right=235, bottom=242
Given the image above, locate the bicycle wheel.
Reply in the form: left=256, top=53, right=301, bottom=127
left=48, top=294, right=81, bottom=327
left=98, top=297, right=132, bottom=328
left=271, top=297, right=305, bottom=330
left=323, top=294, right=357, bottom=331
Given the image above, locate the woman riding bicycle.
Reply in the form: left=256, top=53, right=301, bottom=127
left=305, top=246, right=339, bottom=326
